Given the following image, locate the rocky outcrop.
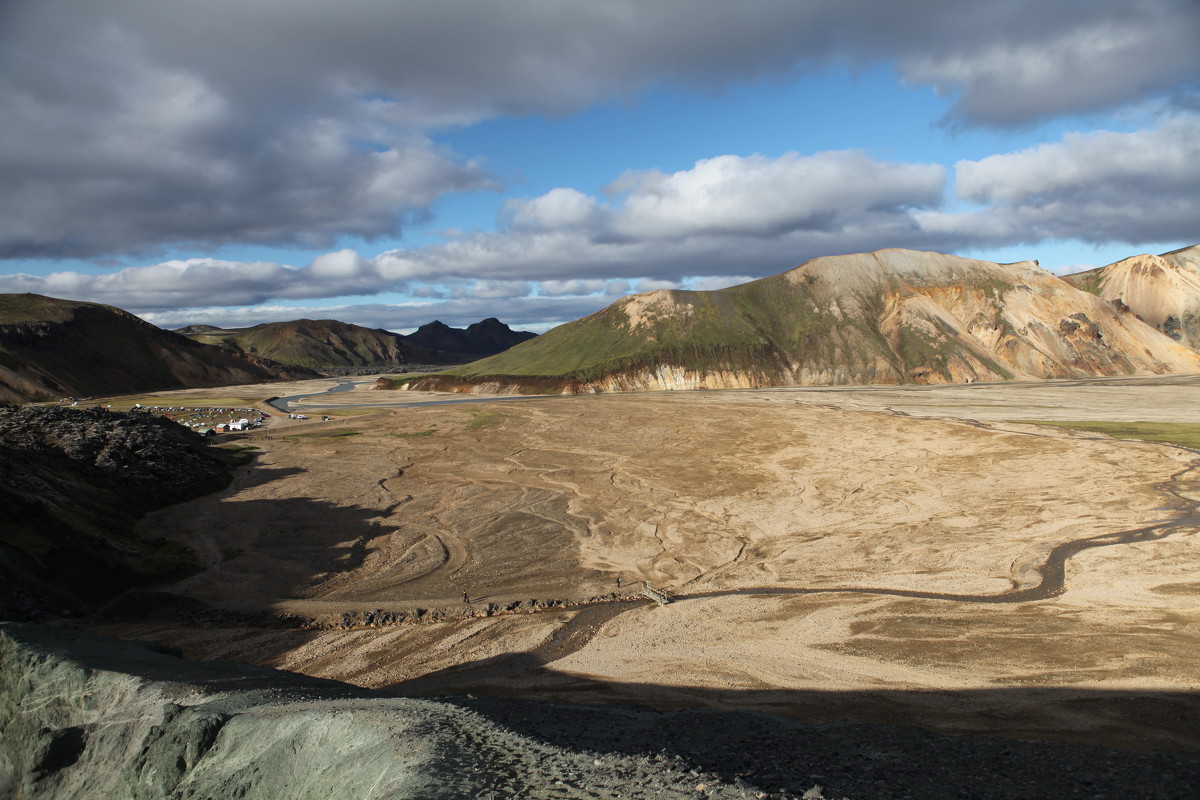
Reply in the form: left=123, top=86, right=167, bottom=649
left=0, top=294, right=315, bottom=403
left=0, top=406, right=236, bottom=620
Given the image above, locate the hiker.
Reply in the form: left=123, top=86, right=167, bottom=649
left=462, top=591, right=470, bottom=604
left=616, top=574, right=622, bottom=589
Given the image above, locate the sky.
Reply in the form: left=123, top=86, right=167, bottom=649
left=1, top=1, right=1198, bottom=334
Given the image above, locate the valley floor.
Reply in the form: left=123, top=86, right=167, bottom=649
left=94, top=376, right=1200, bottom=751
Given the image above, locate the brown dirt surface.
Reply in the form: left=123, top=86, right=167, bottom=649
left=96, top=376, right=1200, bottom=752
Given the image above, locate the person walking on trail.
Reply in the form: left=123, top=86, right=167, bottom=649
left=462, top=591, right=470, bottom=604
left=616, top=574, right=622, bottom=589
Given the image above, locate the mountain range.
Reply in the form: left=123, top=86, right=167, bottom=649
left=404, top=317, right=538, bottom=359
left=6, top=245, right=1199, bottom=403
left=398, top=246, right=1200, bottom=394
left=178, top=316, right=536, bottom=369
left=176, top=318, right=454, bottom=370
left=0, top=296, right=539, bottom=403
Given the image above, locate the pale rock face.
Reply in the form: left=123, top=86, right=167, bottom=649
left=617, top=290, right=692, bottom=339
left=1085, top=249, right=1200, bottom=351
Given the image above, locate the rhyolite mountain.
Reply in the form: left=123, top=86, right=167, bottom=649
left=1062, top=245, right=1200, bottom=351
left=178, top=318, right=458, bottom=369
left=0, top=294, right=315, bottom=404
left=398, top=248, right=1200, bottom=395
left=404, top=317, right=537, bottom=359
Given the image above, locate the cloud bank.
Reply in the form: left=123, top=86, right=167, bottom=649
left=1, top=0, right=1196, bottom=259
left=5, top=115, right=1196, bottom=328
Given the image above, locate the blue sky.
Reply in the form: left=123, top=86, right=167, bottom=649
left=1, top=1, right=1197, bottom=333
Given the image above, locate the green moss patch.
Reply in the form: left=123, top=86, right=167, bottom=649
left=390, top=428, right=438, bottom=438
left=286, top=430, right=362, bottom=440
left=1012, top=420, right=1200, bottom=450
left=464, top=410, right=503, bottom=429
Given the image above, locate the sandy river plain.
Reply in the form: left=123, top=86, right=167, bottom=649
left=96, top=375, right=1200, bottom=751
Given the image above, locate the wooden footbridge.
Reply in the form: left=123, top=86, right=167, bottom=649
left=640, top=582, right=676, bottom=605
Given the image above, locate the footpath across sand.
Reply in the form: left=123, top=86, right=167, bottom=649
left=98, top=376, right=1200, bottom=751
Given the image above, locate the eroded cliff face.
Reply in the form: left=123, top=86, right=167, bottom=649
left=790, top=250, right=1200, bottom=384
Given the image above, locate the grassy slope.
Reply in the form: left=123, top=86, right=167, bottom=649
left=0, top=293, right=97, bottom=323
left=405, top=269, right=966, bottom=387
left=430, top=289, right=773, bottom=383
left=398, top=251, right=1138, bottom=393
left=1060, top=268, right=1105, bottom=297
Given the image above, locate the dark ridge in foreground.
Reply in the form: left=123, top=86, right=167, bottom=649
left=2, top=623, right=1198, bottom=800
left=0, top=406, right=238, bottom=621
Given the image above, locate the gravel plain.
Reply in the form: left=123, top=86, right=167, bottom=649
left=78, top=375, right=1200, bottom=795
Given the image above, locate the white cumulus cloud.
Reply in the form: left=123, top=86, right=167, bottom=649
left=926, top=116, right=1200, bottom=245
left=611, top=152, right=945, bottom=240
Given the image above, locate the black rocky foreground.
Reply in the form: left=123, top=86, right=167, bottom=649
left=2, top=624, right=1198, bottom=800
left=0, top=405, right=237, bottom=620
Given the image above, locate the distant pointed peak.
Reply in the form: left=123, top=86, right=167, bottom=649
left=467, top=317, right=510, bottom=332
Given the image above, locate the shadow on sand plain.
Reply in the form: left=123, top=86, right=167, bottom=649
left=110, top=462, right=403, bottom=622
left=95, top=447, right=1200, bottom=797
left=30, top=618, right=1200, bottom=800
left=387, top=651, right=1200, bottom=799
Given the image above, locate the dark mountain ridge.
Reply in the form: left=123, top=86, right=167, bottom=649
left=404, top=317, right=537, bottom=358
left=0, top=294, right=314, bottom=404
left=177, top=317, right=536, bottom=369
left=180, top=317, right=458, bottom=369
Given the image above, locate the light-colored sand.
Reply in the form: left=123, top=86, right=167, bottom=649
left=102, top=375, right=1200, bottom=749
left=763, top=372, right=1200, bottom=422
